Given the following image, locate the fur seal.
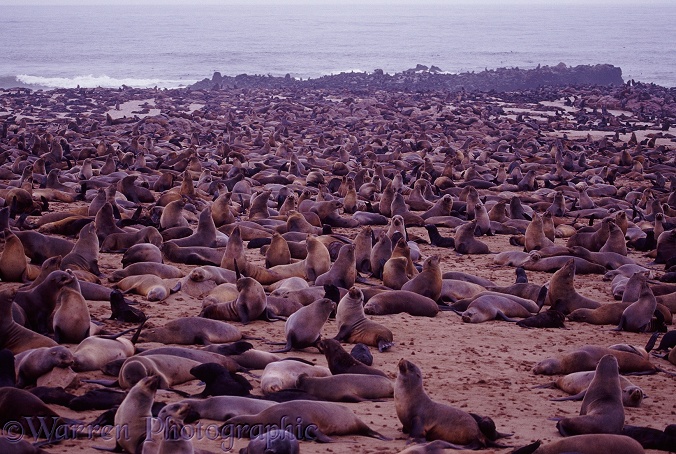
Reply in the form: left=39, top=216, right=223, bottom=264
left=0, top=288, right=57, bottom=354
left=616, top=279, right=658, bottom=332
left=260, top=360, right=331, bottom=394
left=556, top=355, right=624, bottom=436
left=317, top=338, right=387, bottom=377
left=546, top=259, right=602, bottom=314
left=60, top=222, right=101, bottom=276
left=113, top=375, right=159, bottom=453
left=223, top=400, right=389, bottom=442
left=239, top=428, right=300, bottom=454
left=395, top=358, right=507, bottom=447
left=314, top=243, right=356, bottom=289
left=190, top=362, right=252, bottom=397
left=455, top=220, right=490, bottom=254
left=52, top=274, right=91, bottom=343
left=14, top=346, right=74, bottom=388
left=271, top=297, right=335, bottom=353
left=335, top=287, right=394, bottom=352
left=511, top=434, right=645, bottom=454
left=296, top=372, right=393, bottom=402
left=533, top=345, right=658, bottom=375
left=364, top=290, right=439, bottom=317
left=138, top=317, right=242, bottom=345
left=0, top=229, right=36, bottom=282
left=537, top=370, right=644, bottom=407
left=118, top=354, right=200, bottom=389
left=460, top=294, right=534, bottom=323
left=73, top=333, right=136, bottom=372
left=0, top=387, right=77, bottom=441
left=401, top=255, right=442, bottom=301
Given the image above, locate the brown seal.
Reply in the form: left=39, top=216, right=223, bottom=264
left=100, top=226, right=162, bottom=253
left=52, top=274, right=91, bottom=343
left=115, top=274, right=175, bottom=301
left=460, top=294, right=534, bottom=323
left=537, top=370, right=645, bottom=408
left=118, top=354, right=201, bottom=389
left=317, top=338, right=387, bottom=377
left=401, top=255, right=442, bottom=301
left=304, top=234, right=331, bottom=282
left=224, top=400, right=389, bottom=442
left=364, top=290, right=439, bottom=317
left=113, top=375, right=159, bottom=453
left=655, top=229, right=676, bottom=264
left=524, top=212, right=555, bottom=252
left=271, top=297, right=335, bottom=352
left=335, top=287, right=394, bottom=352
left=0, top=229, right=37, bottom=282
left=532, top=345, right=658, bottom=375
left=60, top=222, right=101, bottom=276
left=265, top=232, right=291, bottom=268
left=546, top=259, right=602, bottom=314
left=556, top=355, right=624, bottom=436
left=511, top=434, right=645, bottom=454
left=354, top=226, right=373, bottom=273
left=138, top=317, right=242, bottom=345
left=395, top=358, right=507, bottom=447
left=455, top=220, right=490, bottom=254
left=0, top=387, right=75, bottom=441
left=12, top=230, right=73, bottom=265
left=615, top=279, right=657, bottom=332
left=370, top=230, right=392, bottom=279
left=260, top=359, right=332, bottom=394
left=383, top=256, right=410, bottom=290
left=314, top=243, right=356, bottom=289
left=14, top=346, right=74, bottom=388
left=200, top=272, right=269, bottom=324
left=296, top=373, right=393, bottom=402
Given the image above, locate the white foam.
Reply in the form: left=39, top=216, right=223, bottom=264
left=15, top=74, right=194, bottom=90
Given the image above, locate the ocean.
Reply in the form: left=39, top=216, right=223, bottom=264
left=1, top=2, right=675, bottom=90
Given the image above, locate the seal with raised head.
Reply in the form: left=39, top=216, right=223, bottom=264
left=556, top=354, right=624, bottom=436
left=271, top=297, right=335, bottom=353
left=335, top=287, right=394, bottom=352
left=395, top=358, right=508, bottom=447
left=455, top=220, right=491, bottom=254
left=314, top=243, right=356, bottom=289
left=0, top=288, right=57, bottom=354
left=401, top=255, right=442, bottom=301
left=317, top=338, right=387, bottom=377
left=615, top=279, right=657, bottom=332
left=113, top=375, right=159, bottom=453
left=546, top=259, right=602, bottom=314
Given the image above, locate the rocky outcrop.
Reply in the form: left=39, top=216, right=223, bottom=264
left=189, top=63, right=624, bottom=92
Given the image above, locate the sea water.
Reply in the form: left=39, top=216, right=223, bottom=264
left=1, top=2, right=675, bottom=90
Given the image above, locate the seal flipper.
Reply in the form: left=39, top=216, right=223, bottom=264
left=377, top=338, right=394, bottom=352
left=535, top=285, right=548, bottom=312
left=510, top=440, right=542, bottom=454
left=333, top=324, right=352, bottom=342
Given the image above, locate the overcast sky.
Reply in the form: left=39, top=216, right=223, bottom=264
left=2, top=0, right=673, bottom=5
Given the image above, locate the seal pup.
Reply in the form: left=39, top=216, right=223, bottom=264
left=271, top=298, right=335, bottom=353
left=335, top=287, right=394, bottom=352
left=556, top=355, right=624, bottom=436
left=395, top=358, right=508, bottom=447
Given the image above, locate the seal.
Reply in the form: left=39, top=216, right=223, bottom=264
left=115, top=274, right=175, bottom=301
left=556, top=355, right=624, bottom=436
left=138, top=317, right=242, bottom=345
left=72, top=332, right=136, bottom=372
left=516, top=310, right=566, bottom=328
left=615, top=279, right=657, bottom=332
left=271, top=297, right=335, bottom=353
left=296, top=373, right=393, bottom=402
left=314, top=243, right=356, bottom=289
left=160, top=396, right=274, bottom=423
left=109, top=262, right=184, bottom=282
left=546, top=259, right=602, bottom=314
left=533, top=345, right=658, bottom=375
left=200, top=272, right=274, bottom=324
left=524, top=212, right=555, bottom=252
left=370, top=231, right=392, bottom=279
left=14, top=269, right=78, bottom=334
left=239, top=429, right=300, bottom=454
left=317, top=338, right=388, bottom=377
left=511, top=434, right=645, bottom=454
left=118, top=354, right=201, bottom=389
left=335, top=287, right=394, bottom=352
left=113, top=375, right=159, bottom=453
left=52, top=274, right=91, bottom=343
left=654, top=229, right=676, bottom=265
left=395, top=358, right=507, bottom=447
left=364, top=290, right=439, bottom=317
left=260, top=360, right=332, bottom=394
left=189, top=362, right=253, bottom=397
left=60, top=222, right=101, bottom=276
left=455, top=220, right=490, bottom=254
left=265, top=232, right=291, bottom=268
left=0, top=229, right=37, bottom=282
left=0, top=288, right=57, bottom=354
left=460, top=294, right=534, bottom=323
left=0, top=387, right=76, bottom=441
left=401, top=255, right=442, bottom=301
left=223, top=400, right=389, bottom=442
left=537, top=370, right=644, bottom=407
left=14, top=346, right=74, bottom=388
left=121, top=243, right=163, bottom=267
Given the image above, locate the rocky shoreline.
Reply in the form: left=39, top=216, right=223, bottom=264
left=189, top=63, right=624, bottom=93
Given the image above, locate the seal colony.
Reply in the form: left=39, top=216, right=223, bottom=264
left=0, top=70, right=675, bottom=454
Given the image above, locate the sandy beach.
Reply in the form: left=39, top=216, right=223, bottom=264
left=0, top=79, right=675, bottom=454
